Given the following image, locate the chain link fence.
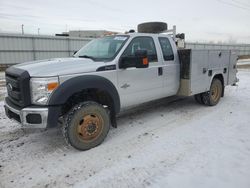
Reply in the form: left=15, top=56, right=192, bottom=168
left=1, top=33, right=250, bottom=69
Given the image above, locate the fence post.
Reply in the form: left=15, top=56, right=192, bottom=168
left=68, top=38, right=71, bottom=57
left=31, top=37, right=36, bottom=60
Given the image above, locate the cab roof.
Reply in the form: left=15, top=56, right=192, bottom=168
left=116, top=32, right=172, bottom=38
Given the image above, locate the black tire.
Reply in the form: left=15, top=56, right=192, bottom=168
left=194, top=94, right=204, bottom=104
left=201, top=78, right=223, bottom=106
left=63, top=101, right=110, bottom=151
left=137, top=22, right=168, bottom=33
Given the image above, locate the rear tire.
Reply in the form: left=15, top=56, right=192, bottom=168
left=62, top=101, right=110, bottom=151
left=201, top=78, right=223, bottom=106
left=194, top=94, right=204, bottom=104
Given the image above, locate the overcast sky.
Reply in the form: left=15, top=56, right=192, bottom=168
left=0, top=0, right=249, bottom=43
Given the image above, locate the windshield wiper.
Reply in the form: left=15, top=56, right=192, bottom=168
left=78, top=55, right=95, bottom=60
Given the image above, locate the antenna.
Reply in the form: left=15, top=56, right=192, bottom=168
left=21, top=24, right=24, bottom=35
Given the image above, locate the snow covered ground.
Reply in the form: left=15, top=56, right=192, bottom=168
left=0, top=68, right=250, bottom=188
left=0, top=72, right=6, bottom=101
left=238, top=59, right=250, bottom=68
left=238, top=58, right=250, bottom=64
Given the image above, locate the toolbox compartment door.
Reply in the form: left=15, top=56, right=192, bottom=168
left=178, top=49, right=210, bottom=96
left=208, top=50, right=230, bottom=85
left=208, top=50, right=230, bottom=70
left=227, top=51, right=238, bottom=85
left=190, top=50, right=210, bottom=94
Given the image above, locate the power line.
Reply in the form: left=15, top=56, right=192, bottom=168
left=216, top=0, right=250, bottom=11
left=218, top=0, right=250, bottom=11
left=231, top=0, right=250, bottom=8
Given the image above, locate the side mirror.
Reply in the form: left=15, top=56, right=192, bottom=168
left=119, top=50, right=149, bottom=69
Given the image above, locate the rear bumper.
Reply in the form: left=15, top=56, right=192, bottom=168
left=4, top=99, right=49, bottom=128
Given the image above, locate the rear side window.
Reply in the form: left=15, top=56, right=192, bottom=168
left=158, top=37, right=174, bottom=61
left=122, top=37, right=158, bottom=62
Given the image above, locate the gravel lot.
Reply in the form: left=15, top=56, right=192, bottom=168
left=0, top=67, right=250, bottom=188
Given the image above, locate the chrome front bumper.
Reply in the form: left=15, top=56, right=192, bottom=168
left=4, top=99, right=48, bottom=128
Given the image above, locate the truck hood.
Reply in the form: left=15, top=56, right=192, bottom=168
left=13, top=58, right=105, bottom=77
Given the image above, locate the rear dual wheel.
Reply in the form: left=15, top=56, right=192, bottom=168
left=194, top=78, right=222, bottom=106
left=194, top=94, right=204, bottom=104
left=206, top=79, right=223, bottom=105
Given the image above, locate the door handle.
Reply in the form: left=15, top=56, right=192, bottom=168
left=223, top=68, right=227, bottom=73
left=203, top=68, right=207, bottom=74
left=158, top=67, right=163, bottom=76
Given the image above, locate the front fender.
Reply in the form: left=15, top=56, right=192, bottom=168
left=48, top=75, right=121, bottom=113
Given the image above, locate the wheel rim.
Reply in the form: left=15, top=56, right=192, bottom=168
left=210, top=82, right=221, bottom=102
left=76, top=113, right=104, bottom=142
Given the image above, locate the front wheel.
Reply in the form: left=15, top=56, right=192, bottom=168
left=201, top=78, right=223, bottom=106
left=63, top=101, right=110, bottom=151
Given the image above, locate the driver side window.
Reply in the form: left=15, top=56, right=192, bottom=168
left=122, top=37, right=158, bottom=62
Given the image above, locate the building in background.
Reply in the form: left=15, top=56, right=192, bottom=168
left=56, top=30, right=118, bottom=38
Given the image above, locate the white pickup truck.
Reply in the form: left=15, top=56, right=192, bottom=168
left=4, top=22, right=238, bottom=150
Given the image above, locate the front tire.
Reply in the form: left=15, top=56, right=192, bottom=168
left=63, top=101, right=110, bottom=151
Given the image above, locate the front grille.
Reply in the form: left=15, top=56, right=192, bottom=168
left=5, top=67, right=31, bottom=107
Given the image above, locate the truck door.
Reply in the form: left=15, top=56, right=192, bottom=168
left=117, top=36, right=164, bottom=108
left=158, top=37, right=180, bottom=96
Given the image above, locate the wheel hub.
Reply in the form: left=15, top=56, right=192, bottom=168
left=77, top=114, right=103, bottom=141
left=211, top=82, right=221, bottom=102
left=86, top=124, right=97, bottom=134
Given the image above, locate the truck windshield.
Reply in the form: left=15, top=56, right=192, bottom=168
left=74, top=35, right=129, bottom=61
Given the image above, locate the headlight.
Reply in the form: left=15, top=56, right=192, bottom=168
left=30, top=77, right=59, bottom=105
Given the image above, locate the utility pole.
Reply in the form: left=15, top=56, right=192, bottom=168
left=38, top=28, right=40, bottom=35
left=66, top=24, right=68, bottom=32
left=21, top=24, right=24, bottom=35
